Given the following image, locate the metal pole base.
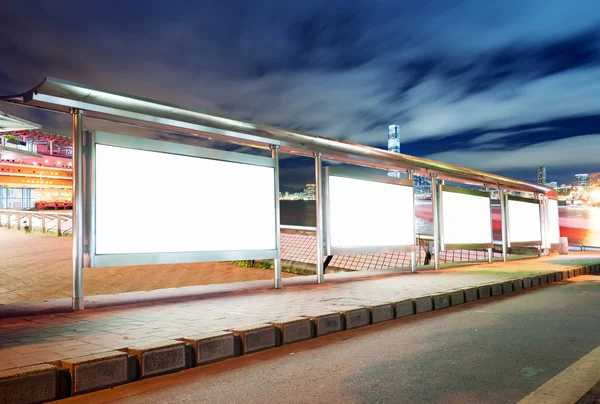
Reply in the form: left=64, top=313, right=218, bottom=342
left=274, top=258, right=282, bottom=289
left=487, top=247, right=493, bottom=264
left=410, top=251, right=417, bottom=273
left=72, top=297, right=84, bottom=311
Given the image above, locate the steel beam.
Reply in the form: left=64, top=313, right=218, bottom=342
left=271, top=145, right=282, bottom=289
left=72, top=109, right=84, bottom=310
left=499, top=186, right=508, bottom=262
left=432, top=174, right=440, bottom=270
left=315, top=152, right=324, bottom=283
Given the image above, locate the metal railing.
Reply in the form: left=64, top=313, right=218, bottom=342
left=0, top=209, right=72, bottom=235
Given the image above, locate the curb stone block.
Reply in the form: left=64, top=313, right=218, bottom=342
left=555, top=272, right=562, bottom=281
left=490, top=283, right=503, bottom=296
left=464, top=288, right=478, bottom=302
left=394, top=300, right=415, bottom=318
left=126, top=341, right=186, bottom=379
left=450, top=291, right=465, bottom=306
left=231, top=324, right=277, bottom=354
left=367, top=303, right=394, bottom=324
left=433, top=294, right=450, bottom=310
left=271, top=318, right=314, bottom=345
left=523, top=278, right=532, bottom=289
left=513, top=279, right=523, bottom=291
left=60, top=351, right=127, bottom=395
left=532, top=276, right=540, bottom=287
left=0, top=364, right=57, bottom=404
left=502, top=281, right=513, bottom=294
left=539, top=274, right=548, bottom=285
left=343, top=308, right=371, bottom=330
left=305, top=313, right=344, bottom=337
left=184, top=331, right=236, bottom=365
left=478, top=285, right=491, bottom=299
left=415, top=297, right=433, bottom=314
left=574, top=268, right=581, bottom=277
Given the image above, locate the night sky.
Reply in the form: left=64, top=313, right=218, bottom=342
left=2, top=1, right=600, bottom=192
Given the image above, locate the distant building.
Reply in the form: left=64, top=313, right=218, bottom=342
left=387, top=124, right=407, bottom=179
left=590, top=173, right=600, bottom=187
left=303, top=184, right=316, bottom=200
left=545, top=181, right=558, bottom=189
left=537, top=166, right=546, bottom=185
left=414, top=175, right=432, bottom=195
left=575, top=173, right=590, bottom=188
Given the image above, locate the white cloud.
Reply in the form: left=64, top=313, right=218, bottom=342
left=426, top=134, right=600, bottom=171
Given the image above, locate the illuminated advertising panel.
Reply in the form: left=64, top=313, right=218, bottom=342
left=507, top=196, right=542, bottom=246
left=326, top=168, right=414, bottom=255
left=91, top=132, right=278, bottom=266
left=547, top=198, right=560, bottom=244
left=441, top=187, right=492, bottom=249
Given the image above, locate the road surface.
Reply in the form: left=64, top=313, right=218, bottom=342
left=62, top=276, right=600, bottom=404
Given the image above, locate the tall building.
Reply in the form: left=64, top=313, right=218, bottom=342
left=574, top=173, right=590, bottom=188
left=537, top=166, right=546, bottom=185
left=387, top=124, right=407, bottom=179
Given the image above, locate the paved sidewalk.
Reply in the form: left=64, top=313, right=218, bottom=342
left=0, top=253, right=598, bottom=373
left=0, top=228, right=296, bottom=304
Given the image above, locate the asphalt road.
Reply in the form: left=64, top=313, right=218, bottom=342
left=62, top=276, right=600, bottom=404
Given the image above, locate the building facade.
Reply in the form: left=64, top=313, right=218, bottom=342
left=537, top=166, right=546, bottom=185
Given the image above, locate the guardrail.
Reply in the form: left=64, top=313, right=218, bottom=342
left=0, top=209, right=72, bottom=235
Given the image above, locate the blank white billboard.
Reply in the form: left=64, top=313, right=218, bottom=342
left=95, top=144, right=276, bottom=255
left=441, top=190, right=492, bottom=247
left=508, top=198, right=541, bottom=245
left=548, top=199, right=560, bottom=244
left=328, top=175, right=414, bottom=250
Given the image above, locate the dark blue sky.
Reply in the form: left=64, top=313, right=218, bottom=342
left=2, top=0, right=600, bottom=191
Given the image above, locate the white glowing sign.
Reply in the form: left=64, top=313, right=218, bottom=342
left=441, top=190, right=492, bottom=246
left=328, top=175, right=414, bottom=250
left=95, top=144, right=276, bottom=254
left=508, top=198, right=541, bottom=245
left=548, top=199, right=560, bottom=244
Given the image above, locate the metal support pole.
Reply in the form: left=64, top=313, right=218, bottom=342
left=72, top=109, right=84, bottom=311
left=270, top=145, right=282, bottom=289
left=540, top=194, right=550, bottom=256
left=485, top=184, right=493, bottom=264
left=499, top=186, right=508, bottom=262
left=41, top=214, right=46, bottom=232
left=315, top=152, right=325, bottom=284
left=431, top=174, right=440, bottom=270
left=408, top=170, right=417, bottom=273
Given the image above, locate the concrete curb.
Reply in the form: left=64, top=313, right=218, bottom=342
left=60, top=351, right=128, bottom=395
left=0, top=364, right=57, bottom=404
left=3, top=265, right=598, bottom=402
left=183, top=331, right=237, bottom=366
left=125, top=341, right=186, bottom=379
left=230, top=324, right=278, bottom=355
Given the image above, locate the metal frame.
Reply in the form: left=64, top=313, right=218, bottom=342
left=506, top=194, right=542, bottom=247
left=439, top=185, right=493, bottom=251
left=315, top=152, right=324, bottom=284
left=72, top=109, right=84, bottom=310
left=1, top=77, right=552, bottom=194
left=432, top=174, right=440, bottom=270
left=88, top=131, right=279, bottom=268
left=270, top=145, right=282, bottom=289
left=324, top=166, right=415, bottom=256
left=0, top=78, right=561, bottom=309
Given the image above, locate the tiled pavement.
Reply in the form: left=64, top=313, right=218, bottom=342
left=0, top=227, right=503, bottom=305
left=0, top=228, right=296, bottom=304
left=0, top=253, right=598, bottom=372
